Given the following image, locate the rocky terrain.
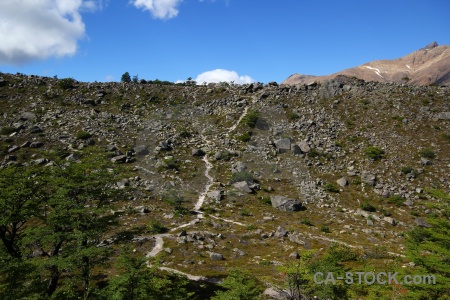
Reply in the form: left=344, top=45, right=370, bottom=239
left=283, top=42, right=450, bottom=86
left=0, top=72, right=449, bottom=298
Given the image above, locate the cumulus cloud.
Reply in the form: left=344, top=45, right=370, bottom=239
left=0, top=0, right=91, bottom=65
left=131, top=0, right=182, bottom=19
left=194, top=69, right=255, bottom=84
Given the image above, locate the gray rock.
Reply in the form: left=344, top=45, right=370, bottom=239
left=233, top=181, right=252, bottom=193
left=415, top=217, right=431, bottom=228
left=209, top=252, right=224, bottom=261
left=7, top=145, right=20, bottom=153
left=433, top=112, right=450, bottom=120
left=298, top=141, right=311, bottom=153
left=117, top=179, right=130, bottom=189
left=289, top=252, right=300, bottom=259
left=231, top=161, right=246, bottom=173
left=111, top=155, right=127, bottom=163
left=274, top=138, right=291, bottom=153
left=383, top=217, right=396, bottom=226
left=270, top=195, right=303, bottom=212
left=191, top=148, right=205, bottom=156
left=288, top=233, right=306, bottom=245
left=356, top=208, right=370, bottom=218
left=291, top=144, right=302, bottom=155
left=420, top=158, right=432, bottom=166
left=65, top=153, right=80, bottom=161
left=207, top=190, right=222, bottom=202
left=29, top=126, right=43, bottom=133
left=381, top=190, right=391, bottom=198
left=274, top=226, right=287, bottom=238
left=336, top=177, right=348, bottom=187
left=30, top=142, right=44, bottom=148
left=361, top=171, right=376, bottom=186
left=134, top=145, right=149, bottom=156
left=233, top=248, right=246, bottom=257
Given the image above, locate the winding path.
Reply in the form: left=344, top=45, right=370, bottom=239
left=144, top=106, right=250, bottom=281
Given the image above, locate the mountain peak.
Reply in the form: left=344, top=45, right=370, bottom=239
left=282, top=42, right=450, bottom=86
left=421, top=41, right=438, bottom=50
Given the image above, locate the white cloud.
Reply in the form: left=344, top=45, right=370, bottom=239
left=0, top=0, right=92, bottom=65
left=105, top=75, right=115, bottom=82
left=132, top=0, right=182, bottom=19
left=194, top=69, right=255, bottom=84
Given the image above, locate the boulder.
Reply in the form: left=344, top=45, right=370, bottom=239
left=274, top=138, right=291, bottom=153
left=361, top=171, right=376, bottom=186
left=134, top=145, right=149, bottom=156
left=233, top=181, right=252, bottom=193
left=209, top=252, right=224, bottom=261
left=274, top=226, right=287, bottom=238
left=191, top=148, right=205, bottom=156
left=298, top=141, right=310, bottom=153
left=270, top=195, right=303, bottom=212
left=415, top=217, right=431, bottom=228
left=111, top=155, right=127, bottom=163
left=291, top=144, right=302, bottom=155
left=207, top=190, right=222, bottom=202
left=231, top=161, right=246, bottom=173
left=383, top=217, right=397, bottom=226
left=336, top=177, right=348, bottom=187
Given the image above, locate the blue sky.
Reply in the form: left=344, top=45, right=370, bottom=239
left=0, top=0, right=449, bottom=84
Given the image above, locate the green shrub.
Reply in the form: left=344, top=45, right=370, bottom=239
left=301, top=218, right=313, bottom=226
left=379, top=208, right=391, bottom=217
left=147, top=220, right=168, bottom=234
left=241, top=110, right=259, bottom=128
left=419, top=148, right=436, bottom=159
left=400, top=166, right=414, bottom=174
left=215, top=150, right=233, bottom=161
left=76, top=131, right=92, bottom=140
left=288, top=112, right=300, bottom=121
left=240, top=208, right=252, bottom=216
left=364, top=146, right=385, bottom=160
left=388, top=195, right=404, bottom=206
left=392, top=115, right=404, bottom=122
left=0, top=126, right=16, bottom=135
left=237, top=132, right=251, bottom=142
left=161, top=190, right=184, bottom=211
left=320, top=225, right=330, bottom=233
left=259, top=196, right=271, bottom=205
left=442, top=133, right=450, bottom=140
left=230, top=171, right=254, bottom=183
left=179, top=130, right=192, bottom=138
left=326, top=243, right=359, bottom=262
left=360, top=201, right=376, bottom=212
left=212, top=268, right=263, bottom=300
left=324, top=183, right=339, bottom=193
left=58, top=78, right=75, bottom=89
left=307, top=148, right=321, bottom=158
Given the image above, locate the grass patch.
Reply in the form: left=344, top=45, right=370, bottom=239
left=360, top=201, right=376, bottom=212
left=241, top=110, right=260, bottom=128
left=76, top=131, right=92, bottom=140
left=324, top=183, right=340, bottom=193
left=364, top=146, right=385, bottom=160
left=230, top=171, right=254, bottom=183
left=387, top=195, right=404, bottom=206
left=0, top=126, right=16, bottom=135
left=419, top=148, right=436, bottom=159
left=147, top=220, right=168, bottom=234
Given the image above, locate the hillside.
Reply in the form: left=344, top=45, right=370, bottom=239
left=0, top=73, right=449, bottom=299
left=283, top=42, right=450, bottom=86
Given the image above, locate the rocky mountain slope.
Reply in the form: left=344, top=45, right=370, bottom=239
left=0, top=73, right=449, bottom=298
left=283, top=42, right=450, bottom=86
